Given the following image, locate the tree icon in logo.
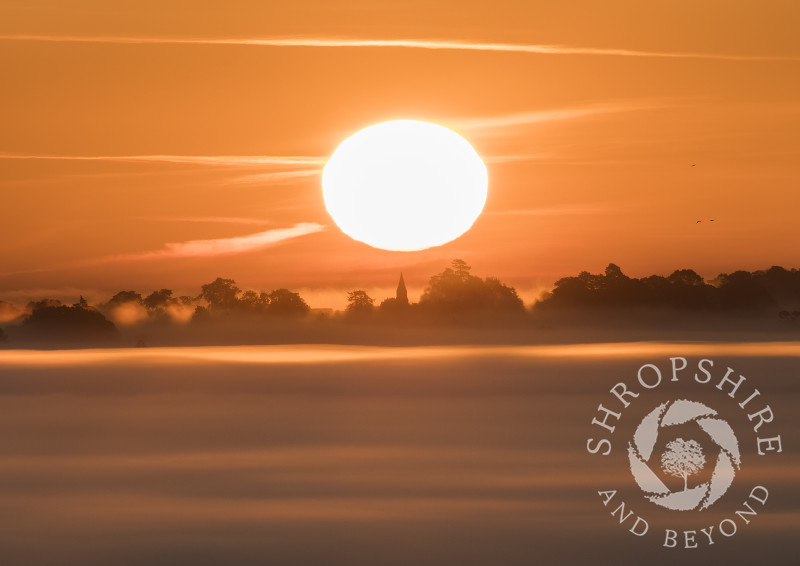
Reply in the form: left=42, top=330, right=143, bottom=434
left=628, top=399, right=741, bottom=511
left=661, top=438, right=706, bottom=492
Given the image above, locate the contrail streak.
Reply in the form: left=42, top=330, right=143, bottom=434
left=0, top=35, right=797, bottom=62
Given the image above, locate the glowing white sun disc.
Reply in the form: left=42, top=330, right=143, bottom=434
left=322, top=120, right=488, bottom=251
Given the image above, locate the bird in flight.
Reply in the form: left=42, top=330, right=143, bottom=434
left=696, top=220, right=702, bottom=223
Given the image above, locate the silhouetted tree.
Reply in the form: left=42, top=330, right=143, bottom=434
left=199, top=278, right=241, bottom=311
left=21, top=302, right=118, bottom=342
left=379, top=297, right=403, bottom=314
left=758, top=266, right=800, bottom=306
left=266, top=288, right=310, bottom=317
left=74, top=295, right=89, bottom=309
left=27, top=298, right=62, bottom=311
left=419, top=259, right=524, bottom=313
left=712, top=270, right=776, bottom=310
left=451, top=259, right=471, bottom=279
left=538, top=263, right=791, bottom=313
left=105, top=291, right=143, bottom=308
left=191, top=305, right=211, bottom=323
left=347, top=290, right=375, bottom=316
left=668, top=269, right=704, bottom=287
left=144, top=289, right=175, bottom=311
left=239, top=290, right=267, bottom=313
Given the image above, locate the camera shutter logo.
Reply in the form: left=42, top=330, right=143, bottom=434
left=628, top=399, right=741, bottom=511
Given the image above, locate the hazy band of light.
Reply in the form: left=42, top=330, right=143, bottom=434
left=0, top=35, right=798, bottom=61
left=2, top=342, right=798, bottom=366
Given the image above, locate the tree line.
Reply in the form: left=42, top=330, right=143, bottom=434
left=535, top=263, right=800, bottom=313
left=1, top=260, right=799, bottom=344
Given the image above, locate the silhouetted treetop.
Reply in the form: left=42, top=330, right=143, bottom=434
left=419, top=259, right=524, bottom=313
left=26, top=298, right=62, bottom=311
left=266, top=288, right=310, bottom=316
left=3, top=261, right=797, bottom=346
left=346, top=290, right=375, bottom=317
left=668, top=269, right=705, bottom=287
left=239, top=290, right=268, bottom=312
left=105, top=291, right=143, bottom=308
left=20, top=301, right=118, bottom=342
left=194, top=278, right=310, bottom=317
left=200, top=278, right=242, bottom=311
left=538, top=263, right=793, bottom=311
left=144, top=289, right=175, bottom=310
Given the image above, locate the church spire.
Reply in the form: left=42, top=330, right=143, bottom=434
left=396, top=273, right=408, bottom=305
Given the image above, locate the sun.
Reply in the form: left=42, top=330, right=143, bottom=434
left=322, top=120, right=488, bottom=251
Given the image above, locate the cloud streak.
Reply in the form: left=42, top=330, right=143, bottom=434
left=230, top=169, right=322, bottom=185
left=141, top=216, right=272, bottom=226
left=0, top=35, right=798, bottom=61
left=114, top=222, right=326, bottom=261
left=486, top=205, right=616, bottom=216
left=0, top=104, right=626, bottom=173
left=0, top=223, right=326, bottom=278
left=0, top=153, right=325, bottom=167
left=451, top=103, right=657, bottom=132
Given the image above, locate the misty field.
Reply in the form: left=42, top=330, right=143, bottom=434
left=0, top=344, right=797, bottom=565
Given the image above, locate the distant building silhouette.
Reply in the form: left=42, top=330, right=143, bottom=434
left=396, top=273, right=409, bottom=305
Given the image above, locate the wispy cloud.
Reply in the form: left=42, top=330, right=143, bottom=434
left=141, top=216, right=271, bottom=226
left=0, top=153, right=325, bottom=167
left=486, top=205, right=616, bottom=216
left=0, top=154, right=324, bottom=186
left=484, top=154, right=552, bottom=163
left=0, top=35, right=798, bottom=61
left=0, top=103, right=658, bottom=173
left=451, top=103, right=654, bottom=132
left=230, top=169, right=322, bottom=185
left=113, top=222, right=326, bottom=261
left=0, top=223, right=326, bottom=278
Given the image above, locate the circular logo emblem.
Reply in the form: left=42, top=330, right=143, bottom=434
left=628, top=399, right=741, bottom=511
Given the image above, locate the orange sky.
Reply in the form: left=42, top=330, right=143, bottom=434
left=1, top=1, right=799, bottom=308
